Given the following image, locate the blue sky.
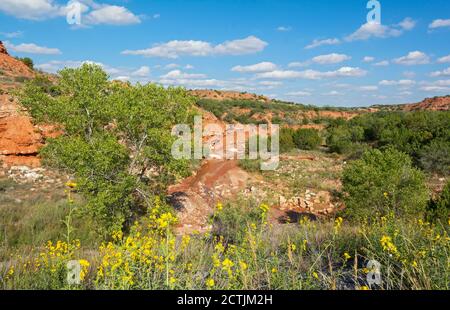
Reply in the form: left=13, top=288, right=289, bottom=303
left=0, top=0, right=449, bottom=107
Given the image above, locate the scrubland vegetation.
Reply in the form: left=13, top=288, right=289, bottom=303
left=0, top=64, right=448, bottom=290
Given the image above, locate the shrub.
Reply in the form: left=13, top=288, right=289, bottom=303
left=279, top=128, right=295, bottom=153
left=426, top=181, right=450, bottom=224
left=293, top=128, right=322, bottom=150
left=16, top=57, right=34, bottom=70
left=342, top=148, right=428, bottom=220
left=419, top=139, right=450, bottom=175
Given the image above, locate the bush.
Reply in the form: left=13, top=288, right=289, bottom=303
left=279, top=128, right=295, bottom=153
left=16, top=57, right=34, bottom=70
left=426, top=181, right=450, bottom=224
left=419, top=139, right=450, bottom=175
left=342, top=148, right=428, bottom=220
left=293, top=128, right=322, bottom=150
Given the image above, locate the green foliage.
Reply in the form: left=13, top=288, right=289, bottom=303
left=293, top=128, right=322, bottom=150
left=15, top=57, right=34, bottom=70
left=279, top=128, right=295, bottom=153
left=426, top=181, right=450, bottom=224
left=342, top=148, right=428, bottom=220
left=327, top=111, right=450, bottom=175
left=19, top=64, right=194, bottom=235
left=419, top=139, right=450, bottom=175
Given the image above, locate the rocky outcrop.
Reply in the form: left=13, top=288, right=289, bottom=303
left=0, top=41, right=9, bottom=55
left=403, top=96, right=450, bottom=111
left=190, top=89, right=271, bottom=102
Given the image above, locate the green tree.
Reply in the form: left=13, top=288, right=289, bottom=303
left=19, top=64, right=194, bottom=235
left=342, top=148, right=428, bottom=220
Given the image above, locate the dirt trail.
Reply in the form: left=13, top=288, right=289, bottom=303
left=168, top=159, right=250, bottom=234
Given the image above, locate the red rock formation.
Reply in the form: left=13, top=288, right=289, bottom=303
left=403, top=96, right=450, bottom=111
left=0, top=41, right=9, bottom=55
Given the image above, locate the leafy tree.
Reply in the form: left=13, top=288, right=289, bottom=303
left=293, top=128, right=322, bottom=150
left=19, top=64, right=194, bottom=235
left=342, top=148, right=428, bottom=220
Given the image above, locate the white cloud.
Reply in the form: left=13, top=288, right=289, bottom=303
left=122, top=36, right=267, bottom=58
left=258, top=81, right=282, bottom=86
left=312, top=53, right=351, bottom=65
left=420, top=85, right=450, bottom=92
left=288, top=61, right=309, bottom=68
left=185, top=64, right=194, bottom=70
left=131, top=66, right=150, bottom=77
left=305, top=38, right=340, bottom=49
left=255, top=67, right=366, bottom=80
left=373, top=60, right=389, bottom=66
left=363, top=56, right=375, bottom=63
left=84, top=5, right=141, bottom=25
left=398, top=17, right=416, bottom=31
left=0, top=31, right=23, bottom=38
left=437, top=55, right=450, bottom=64
left=161, top=70, right=207, bottom=79
left=277, top=26, right=292, bottom=32
left=430, top=67, right=450, bottom=77
left=324, top=91, right=343, bottom=96
left=429, top=19, right=450, bottom=29
left=379, top=79, right=416, bottom=86
left=0, top=0, right=62, bottom=20
left=0, top=0, right=140, bottom=27
left=403, top=71, right=416, bottom=79
left=286, top=91, right=312, bottom=96
left=231, top=62, right=277, bottom=73
left=345, top=18, right=415, bottom=42
left=4, top=40, right=61, bottom=54
left=393, top=51, right=430, bottom=65
left=359, top=85, right=378, bottom=91
left=36, top=60, right=152, bottom=82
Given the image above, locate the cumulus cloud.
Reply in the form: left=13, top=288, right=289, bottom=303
left=255, top=67, right=367, bottom=80
left=305, top=38, right=340, bottom=49
left=0, top=0, right=62, bottom=20
left=4, top=40, right=61, bottom=54
left=288, top=61, right=310, bottom=68
left=430, top=67, right=450, bottom=77
left=359, top=85, right=378, bottom=91
left=393, top=51, right=430, bottom=65
left=84, top=5, right=141, bottom=25
left=403, top=71, right=416, bottom=79
left=0, top=0, right=140, bottom=26
left=379, top=79, right=416, bottom=86
left=429, top=19, right=450, bottom=29
left=437, top=55, right=450, bottom=64
left=122, top=36, right=267, bottom=59
left=312, top=53, right=351, bottom=65
left=231, top=62, right=277, bottom=73
left=363, top=56, right=375, bottom=63
left=131, top=66, right=150, bottom=77
left=345, top=18, right=415, bottom=42
left=36, top=60, right=152, bottom=82
left=160, top=70, right=207, bottom=79
left=286, top=91, right=312, bottom=96
left=373, top=60, right=389, bottom=66
left=0, top=31, right=23, bottom=38
left=277, top=26, right=292, bottom=32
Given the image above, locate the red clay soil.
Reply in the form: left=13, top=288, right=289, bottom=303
left=168, top=159, right=250, bottom=234
left=0, top=41, right=35, bottom=80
